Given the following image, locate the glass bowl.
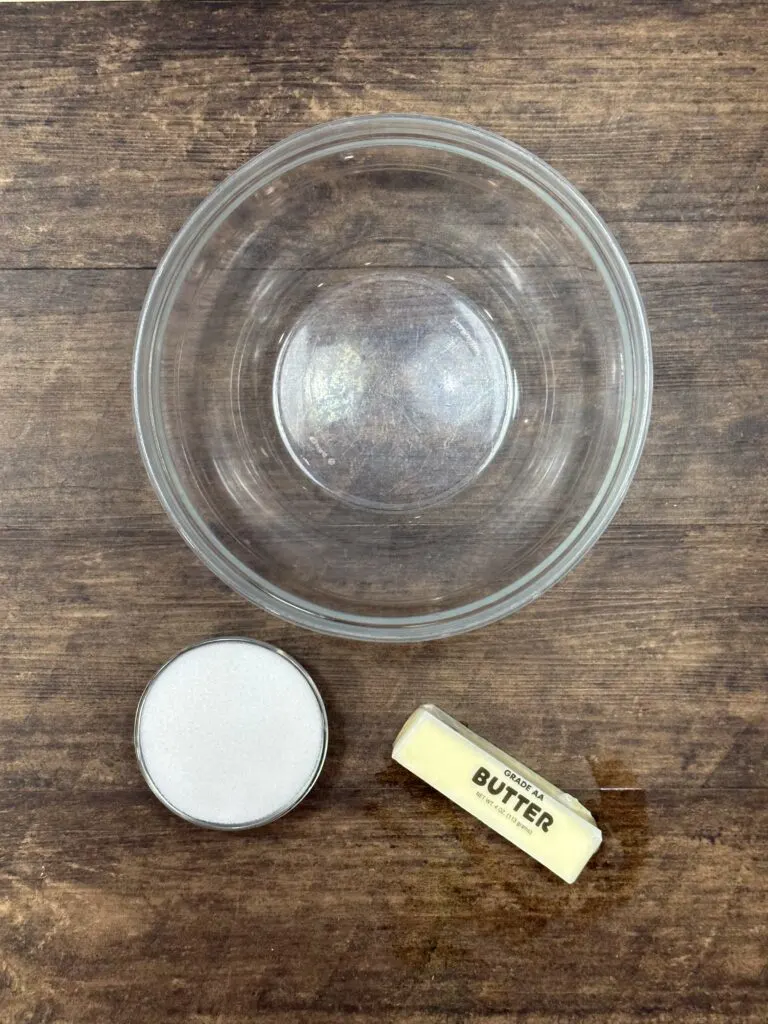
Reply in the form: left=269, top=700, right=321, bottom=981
left=133, top=115, right=651, bottom=642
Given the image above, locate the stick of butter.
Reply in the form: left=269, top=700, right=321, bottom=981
left=392, top=704, right=602, bottom=883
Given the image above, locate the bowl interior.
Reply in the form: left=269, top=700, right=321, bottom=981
left=136, top=118, right=650, bottom=638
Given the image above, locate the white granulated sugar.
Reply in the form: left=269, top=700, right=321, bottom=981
left=137, top=640, right=326, bottom=827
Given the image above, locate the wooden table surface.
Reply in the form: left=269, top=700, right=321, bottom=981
left=1, top=2, right=766, bottom=1022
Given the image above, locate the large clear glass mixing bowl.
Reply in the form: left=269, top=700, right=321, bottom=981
left=133, top=115, right=652, bottom=641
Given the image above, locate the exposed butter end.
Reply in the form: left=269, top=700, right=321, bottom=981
left=392, top=704, right=602, bottom=884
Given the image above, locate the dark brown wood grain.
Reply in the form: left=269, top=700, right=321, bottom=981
left=0, top=2, right=766, bottom=1022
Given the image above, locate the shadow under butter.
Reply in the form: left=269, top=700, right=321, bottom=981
left=373, top=756, right=649, bottom=970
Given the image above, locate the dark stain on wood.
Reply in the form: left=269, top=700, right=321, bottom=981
left=0, top=1, right=766, bottom=1022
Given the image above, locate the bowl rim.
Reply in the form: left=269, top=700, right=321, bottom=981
left=133, top=113, right=652, bottom=642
